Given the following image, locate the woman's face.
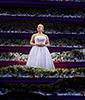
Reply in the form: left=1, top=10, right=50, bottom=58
left=37, top=25, right=43, bottom=32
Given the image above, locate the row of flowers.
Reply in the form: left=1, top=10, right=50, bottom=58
left=0, top=65, right=85, bottom=78
left=0, top=52, right=28, bottom=61
left=50, top=38, right=85, bottom=47
left=1, top=30, right=85, bottom=34
left=0, top=49, right=85, bottom=61
left=0, top=78, right=85, bottom=96
left=0, top=37, right=85, bottom=48
left=0, top=38, right=30, bottom=47
left=51, top=49, right=85, bottom=61
left=0, top=20, right=85, bottom=34
left=0, top=7, right=85, bottom=18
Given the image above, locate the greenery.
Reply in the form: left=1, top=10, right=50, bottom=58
left=0, top=20, right=85, bottom=34
left=0, top=49, right=85, bottom=61
left=0, top=52, right=28, bottom=61
left=0, top=7, right=85, bottom=18
left=0, top=78, right=85, bottom=96
left=51, top=49, right=85, bottom=61
left=0, top=37, right=85, bottom=48
left=0, top=65, right=85, bottom=78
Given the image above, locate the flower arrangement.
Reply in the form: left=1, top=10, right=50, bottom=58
left=0, top=65, right=85, bottom=78
left=0, top=37, right=85, bottom=48
left=0, top=20, right=85, bottom=35
left=0, top=49, right=85, bottom=61
left=51, top=49, right=85, bottom=62
left=0, top=7, right=84, bottom=18
left=0, top=52, right=28, bottom=61
left=50, top=38, right=85, bottom=48
left=0, top=37, right=30, bottom=47
left=0, top=78, right=85, bottom=96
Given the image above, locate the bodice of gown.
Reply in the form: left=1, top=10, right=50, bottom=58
left=34, top=35, right=46, bottom=44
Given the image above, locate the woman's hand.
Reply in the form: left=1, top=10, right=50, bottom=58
left=37, top=43, right=45, bottom=47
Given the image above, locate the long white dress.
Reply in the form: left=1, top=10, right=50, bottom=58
left=26, top=35, right=55, bottom=69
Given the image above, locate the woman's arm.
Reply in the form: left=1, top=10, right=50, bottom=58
left=45, top=35, right=50, bottom=47
left=30, top=34, right=36, bottom=46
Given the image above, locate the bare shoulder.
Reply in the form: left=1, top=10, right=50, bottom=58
left=32, top=33, right=37, bottom=37
left=43, top=34, right=49, bottom=38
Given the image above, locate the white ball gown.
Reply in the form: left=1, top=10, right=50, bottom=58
left=26, top=35, right=55, bottom=69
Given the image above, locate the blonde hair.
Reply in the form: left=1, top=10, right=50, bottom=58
left=37, top=24, right=44, bottom=32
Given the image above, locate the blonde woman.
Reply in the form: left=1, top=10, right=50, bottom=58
left=26, top=24, right=55, bottom=69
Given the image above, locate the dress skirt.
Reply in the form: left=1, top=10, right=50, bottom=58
left=26, top=46, right=55, bottom=69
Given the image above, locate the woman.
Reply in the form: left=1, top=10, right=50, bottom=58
left=26, top=24, right=55, bottom=69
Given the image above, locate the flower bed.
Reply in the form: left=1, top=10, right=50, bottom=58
left=0, top=78, right=85, bottom=96
left=0, top=49, right=85, bottom=62
left=0, top=20, right=85, bottom=35
left=0, top=65, right=85, bottom=78
left=0, top=7, right=84, bottom=19
left=0, top=37, right=85, bottom=48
